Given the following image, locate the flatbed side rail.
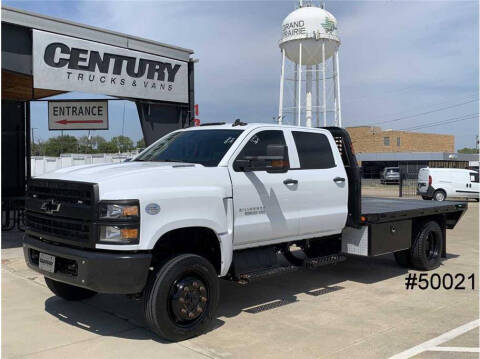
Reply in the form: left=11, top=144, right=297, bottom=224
left=319, top=127, right=362, bottom=228
left=362, top=202, right=468, bottom=225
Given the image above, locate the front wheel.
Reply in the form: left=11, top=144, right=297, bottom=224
left=144, top=254, right=219, bottom=342
left=45, top=277, right=97, bottom=301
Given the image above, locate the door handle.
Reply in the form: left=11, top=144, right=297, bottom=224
left=333, top=177, right=345, bottom=183
left=283, top=179, right=298, bottom=185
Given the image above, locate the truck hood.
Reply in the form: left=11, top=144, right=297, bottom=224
left=35, top=161, right=233, bottom=200
left=36, top=161, right=203, bottom=182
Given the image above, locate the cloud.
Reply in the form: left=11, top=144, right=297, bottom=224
left=5, top=0, right=478, bottom=148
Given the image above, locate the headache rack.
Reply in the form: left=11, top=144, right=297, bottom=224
left=319, top=127, right=362, bottom=228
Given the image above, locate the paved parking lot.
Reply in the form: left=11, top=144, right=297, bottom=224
left=2, top=202, right=478, bottom=359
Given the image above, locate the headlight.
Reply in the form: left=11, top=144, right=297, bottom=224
left=99, top=225, right=139, bottom=244
left=98, top=201, right=139, bottom=220
left=97, top=200, right=140, bottom=245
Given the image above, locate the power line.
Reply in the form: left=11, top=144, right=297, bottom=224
left=367, top=98, right=479, bottom=127
left=401, top=114, right=478, bottom=131
left=401, top=112, right=478, bottom=130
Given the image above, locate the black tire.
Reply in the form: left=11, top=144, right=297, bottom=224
left=410, top=221, right=443, bottom=270
left=422, top=196, right=431, bottom=200
left=45, top=277, right=97, bottom=301
left=144, top=254, right=219, bottom=342
left=433, top=190, right=446, bottom=202
left=394, top=250, right=411, bottom=267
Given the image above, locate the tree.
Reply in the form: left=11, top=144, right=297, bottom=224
left=91, top=135, right=106, bottom=150
left=458, top=147, right=479, bottom=154
left=136, top=138, right=146, bottom=149
left=44, top=135, right=78, bottom=156
left=31, top=141, right=46, bottom=156
left=78, top=135, right=93, bottom=153
left=98, top=141, right=119, bottom=153
left=110, top=136, right=134, bottom=153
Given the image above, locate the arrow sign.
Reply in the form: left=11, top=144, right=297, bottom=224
left=56, top=119, right=104, bottom=125
left=48, top=100, right=109, bottom=130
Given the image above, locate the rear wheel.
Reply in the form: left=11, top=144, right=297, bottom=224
left=410, top=221, right=443, bottom=270
left=433, top=190, right=446, bottom=202
left=45, top=277, right=97, bottom=301
left=144, top=254, right=219, bottom=342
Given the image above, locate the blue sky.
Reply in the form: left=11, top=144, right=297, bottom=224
left=4, top=0, right=479, bottom=149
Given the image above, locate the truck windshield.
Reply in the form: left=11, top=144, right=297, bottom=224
left=134, top=129, right=243, bottom=167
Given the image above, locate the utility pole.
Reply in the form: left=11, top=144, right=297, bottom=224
left=31, top=127, right=37, bottom=155
left=122, top=102, right=126, bottom=138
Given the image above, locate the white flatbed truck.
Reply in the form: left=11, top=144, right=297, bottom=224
left=23, top=123, right=467, bottom=341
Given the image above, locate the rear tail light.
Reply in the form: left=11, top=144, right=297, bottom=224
left=428, top=175, right=432, bottom=186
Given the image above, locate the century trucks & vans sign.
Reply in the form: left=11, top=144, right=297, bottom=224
left=48, top=100, right=108, bottom=130
left=33, top=30, right=189, bottom=103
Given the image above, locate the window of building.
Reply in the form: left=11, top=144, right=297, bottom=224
left=292, top=131, right=335, bottom=169
left=397, top=137, right=401, bottom=146
left=384, top=137, right=390, bottom=146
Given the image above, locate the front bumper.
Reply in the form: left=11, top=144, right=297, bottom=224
left=23, top=235, right=152, bottom=294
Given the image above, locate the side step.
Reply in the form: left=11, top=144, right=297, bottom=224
left=238, top=265, right=299, bottom=284
left=236, top=254, right=347, bottom=284
left=304, top=254, right=346, bottom=269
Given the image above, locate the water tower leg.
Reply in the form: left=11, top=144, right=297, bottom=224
left=306, top=65, right=312, bottom=128
left=322, top=39, right=327, bottom=127
left=333, top=51, right=338, bottom=126
left=315, top=64, right=320, bottom=127
left=335, top=51, right=342, bottom=127
left=297, top=42, right=302, bottom=126
left=278, top=48, right=286, bottom=125
left=294, top=63, right=298, bottom=125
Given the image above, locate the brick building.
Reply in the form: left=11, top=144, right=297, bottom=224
left=346, top=126, right=454, bottom=154
left=344, top=126, right=477, bottom=179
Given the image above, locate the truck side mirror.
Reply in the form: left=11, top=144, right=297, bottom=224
left=265, top=144, right=289, bottom=173
left=233, top=144, right=289, bottom=173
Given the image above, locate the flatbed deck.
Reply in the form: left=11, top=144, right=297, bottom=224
left=361, top=197, right=468, bottom=224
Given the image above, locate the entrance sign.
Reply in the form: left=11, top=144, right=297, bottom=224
left=33, top=30, right=189, bottom=103
left=48, top=100, right=109, bottom=130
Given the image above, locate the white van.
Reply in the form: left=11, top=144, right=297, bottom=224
left=418, top=168, right=479, bottom=201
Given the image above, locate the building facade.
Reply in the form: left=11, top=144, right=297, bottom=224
left=346, top=126, right=454, bottom=154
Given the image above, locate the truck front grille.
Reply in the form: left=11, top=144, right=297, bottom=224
left=26, top=179, right=98, bottom=247
left=28, top=179, right=96, bottom=207
left=26, top=213, right=90, bottom=242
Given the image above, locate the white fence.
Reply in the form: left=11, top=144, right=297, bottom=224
left=31, top=153, right=137, bottom=177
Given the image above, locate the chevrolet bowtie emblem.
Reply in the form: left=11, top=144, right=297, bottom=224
left=40, top=199, right=61, bottom=214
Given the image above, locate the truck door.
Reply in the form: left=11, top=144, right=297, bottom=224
left=228, top=129, right=299, bottom=247
left=288, top=129, right=349, bottom=237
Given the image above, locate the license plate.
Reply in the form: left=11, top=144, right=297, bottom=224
left=39, top=253, right=55, bottom=273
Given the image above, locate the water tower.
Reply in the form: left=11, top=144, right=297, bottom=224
left=278, top=1, right=342, bottom=127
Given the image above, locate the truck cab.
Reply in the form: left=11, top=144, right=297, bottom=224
left=23, top=123, right=467, bottom=341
